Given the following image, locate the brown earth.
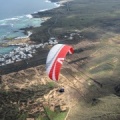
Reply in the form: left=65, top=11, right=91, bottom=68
left=0, top=33, right=120, bottom=120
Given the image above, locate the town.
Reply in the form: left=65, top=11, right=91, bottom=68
left=0, top=38, right=58, bottom=66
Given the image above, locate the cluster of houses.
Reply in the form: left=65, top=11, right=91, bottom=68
left=63, top=32, right=83, bottom=40
left=0, top=37, right=58, bottom=66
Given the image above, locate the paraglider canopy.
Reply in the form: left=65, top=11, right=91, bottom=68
left=46, top=44, right=74, bottom=81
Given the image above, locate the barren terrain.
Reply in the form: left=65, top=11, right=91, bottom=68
left=0, top=34, right=120, bottom=120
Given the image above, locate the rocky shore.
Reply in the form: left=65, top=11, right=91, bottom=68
left=0, top=0, right=68, bottom=72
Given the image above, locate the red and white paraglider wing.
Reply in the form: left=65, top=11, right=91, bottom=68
left=46, top=44, right=74, bottom=81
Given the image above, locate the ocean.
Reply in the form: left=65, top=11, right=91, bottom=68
left=0, top=0, right=58, bottom=54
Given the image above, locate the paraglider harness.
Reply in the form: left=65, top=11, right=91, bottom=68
left=59, top=88, right=64, bottom=93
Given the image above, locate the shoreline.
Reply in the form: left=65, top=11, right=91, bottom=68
left=0, top=0, right=69, bottom=52
left=0, top=0, right=70, bottom=70
left=0, top=0, right=68, bottom=45
left=0, top=0, right=61, bottom=47
left=0, top=0, right=74, bottom=72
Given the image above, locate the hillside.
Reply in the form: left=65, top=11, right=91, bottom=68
left=0, top=0, right=120, bottom=120
left=1, top=34, right=120, bottom=120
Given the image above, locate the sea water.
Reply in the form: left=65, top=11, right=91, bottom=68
left=0, top=0, right=58, bottom=54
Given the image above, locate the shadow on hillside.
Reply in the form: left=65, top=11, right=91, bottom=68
left=94, top=16, right=120, bottom=34
left=68, top=57, right=88, bottom=64
left=65, top=42, right=120, bottom=104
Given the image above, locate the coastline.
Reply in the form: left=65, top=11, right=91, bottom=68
left=0, top=0, right=70, bottom=70
left=29, top=0, right=68, bottom=43
left=0, top=0, right=74, bottom=72
left=0, top=0, right=60, bottom=48
left=0, top=0, right=63, bottom=45
left=0, top=1, right=57, bottom=72
left=3, top=0, right=68, bottom=46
